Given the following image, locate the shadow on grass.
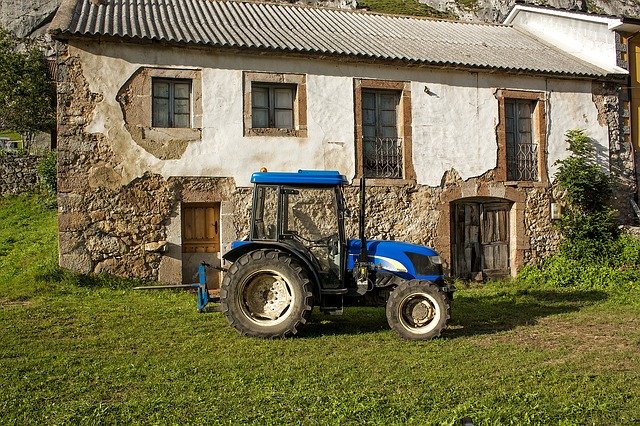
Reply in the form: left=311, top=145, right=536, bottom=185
left=301, top=288, right=608, bottom=339
left=446, top=288, right=608, bottom=338
left=302, top=307, right=390, bottom=338
left=35, top=265, right=144, bottom=290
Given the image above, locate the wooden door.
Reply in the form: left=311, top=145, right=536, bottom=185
left=451, top=203, right=481, bottom=278
left=480, top=203, right=510, bottom=277
left=451, top=201, right=510, bottom=279
left=182, top=204, right=220, bottom=253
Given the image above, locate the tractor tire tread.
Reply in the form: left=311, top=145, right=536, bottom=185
left=220, top=249, right=313, bottom=338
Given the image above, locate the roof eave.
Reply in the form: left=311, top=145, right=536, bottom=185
left=56, top=31, right=617, bottom=81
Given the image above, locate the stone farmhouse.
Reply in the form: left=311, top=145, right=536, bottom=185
left=49, top=0, right=638, bottom=285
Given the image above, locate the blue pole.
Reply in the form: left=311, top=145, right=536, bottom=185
left=195, top=262, right=209, bottom=312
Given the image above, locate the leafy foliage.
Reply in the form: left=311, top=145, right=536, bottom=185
left=0, top=28, right=55, bottom=151
left=37, top=150, right=57, bottom=194
left=554, top=129, right=612, bottom=211
left=554, top=129, right=618, bottom=261
left=516, top=130, right=640, bottom=289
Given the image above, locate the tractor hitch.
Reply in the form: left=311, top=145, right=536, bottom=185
left=133, top=261, right=222, bottom=312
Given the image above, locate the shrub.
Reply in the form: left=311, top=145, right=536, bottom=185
left=514, top=130, right=640, bottom=290
left=37, top=151, right=57, bottom=194
left=554, top=129, right=617, bottom=261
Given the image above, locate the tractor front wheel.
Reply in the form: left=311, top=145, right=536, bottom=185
left=220, top=250, right=313, bottom=338
left=386, top=280, right=450, bottom=340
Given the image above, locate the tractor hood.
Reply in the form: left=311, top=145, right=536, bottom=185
left=346, top=240, right=443, bottom=281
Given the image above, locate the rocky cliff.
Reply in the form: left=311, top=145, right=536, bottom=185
left=1, top=0, right=639, bottom=38
left=423, top=0, right=640, bottom=22
left=0, top=0, right=59, bottom=38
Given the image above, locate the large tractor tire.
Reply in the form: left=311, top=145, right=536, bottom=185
left=386, top=280, right=450, bottom=341
left=220, top=249, right=314, bottom=338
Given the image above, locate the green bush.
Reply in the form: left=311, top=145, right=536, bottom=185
left=37, top=150, right=56, bottom=194
left=516, top=232, right=640, bottom=291
left=515, top=130, right=640, bottom=290
left=554, top=129, right=617, bottom=261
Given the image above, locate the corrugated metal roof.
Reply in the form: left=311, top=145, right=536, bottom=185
left=50, top=0, right=613, bottom=77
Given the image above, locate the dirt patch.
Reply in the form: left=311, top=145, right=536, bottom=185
left=473, top=313, right=640, bottom=354
left=0, top=299, right=30, bottom=307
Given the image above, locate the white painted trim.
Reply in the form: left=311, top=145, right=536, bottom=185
left=504, top=4, right=621, bottom=27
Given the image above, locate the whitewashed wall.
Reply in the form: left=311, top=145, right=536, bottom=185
left=507, top=9, right=623, bottom=74
left=72, top=41, right=609, bottom=188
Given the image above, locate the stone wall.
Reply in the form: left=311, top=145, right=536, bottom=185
left=0, top=154, right=41, bottom=196
left=593, top=81, right=637, bottom=223
left=55, top=41, right=634, bottom=283
left=55, top=49, right=254, bottom=280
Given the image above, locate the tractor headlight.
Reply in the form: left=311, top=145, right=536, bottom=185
left=405, top=252, right=443, bottom=276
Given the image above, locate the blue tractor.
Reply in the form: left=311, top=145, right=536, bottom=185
left=220, top=170, right=455, bottom=340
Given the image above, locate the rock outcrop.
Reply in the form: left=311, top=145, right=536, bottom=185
left=421, top=0, right=640, bottom=22
left=0, top=0, right=59, bottom=38
left=2, top=0, right=640, bottom=39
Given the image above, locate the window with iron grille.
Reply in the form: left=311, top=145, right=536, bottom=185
left=361, top=90, right=403, bottom=178
left=152, top=78, right=191, bottom=128
left=251, top=84, right=295, bottom=129
left=505, top=98, right=538, bottom=181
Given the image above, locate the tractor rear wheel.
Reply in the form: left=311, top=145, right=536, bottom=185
left=220, top=250, right=313, bottom=338
left=386, top=280, right=449, bottom=340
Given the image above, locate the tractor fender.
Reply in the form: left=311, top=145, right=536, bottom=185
left=223, top=241, right=322, bottom=296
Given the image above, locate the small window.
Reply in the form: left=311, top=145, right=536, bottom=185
left=361, top=89, right=403, bottom=179
left=354, top=79, right=415, bottom=182
left=152, top=78, right=191, bottom=128
left=243, top=72, right=307, bottom=137
left=252, top=84, right=295, bottom=129
left=496, top=89, right=547, bottom=184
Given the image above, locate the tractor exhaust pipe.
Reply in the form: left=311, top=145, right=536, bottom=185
left=359, top=175, right=367, bottom=262
left=355, top=175, right=369, bottom=293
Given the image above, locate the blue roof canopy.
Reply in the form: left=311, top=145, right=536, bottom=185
left=250, top=170, right=348, bottom=186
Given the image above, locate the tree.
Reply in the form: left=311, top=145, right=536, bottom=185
left=0, top=28, right=55, bottom=152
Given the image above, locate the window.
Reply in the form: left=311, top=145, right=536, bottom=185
left=362, top=90, right=402, bottom=178
left=252, top=84, right=295, bottom=129
left=152, top=78, right=191, bottom=128
left=244, top=72, right=307, bottom=137
left=505, top=99, right=537, bottom=181
left=251, top=186, right=279, bottom=240
left=354, top=79, right=415, bottom=181
left=496, top=90, right=547, bottom=183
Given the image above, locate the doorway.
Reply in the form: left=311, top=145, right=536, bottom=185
left=181, top=203, right=221, bottom=290
left=451, top=200, right=511, bottom=279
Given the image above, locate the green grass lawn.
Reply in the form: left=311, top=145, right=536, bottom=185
left=1, top=195, right=640, bottom=425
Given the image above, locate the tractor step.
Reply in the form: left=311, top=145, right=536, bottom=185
left=320, top=288, right=348, bottom=295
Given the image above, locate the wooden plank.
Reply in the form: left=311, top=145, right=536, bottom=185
left=194, top=208, right=205, bottom=239
left=183, top=208, right=194, bottom=241
left=483, top=245, right=494, bottom=270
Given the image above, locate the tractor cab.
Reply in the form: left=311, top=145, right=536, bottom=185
left=249, top=170, right=348, bottom=287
